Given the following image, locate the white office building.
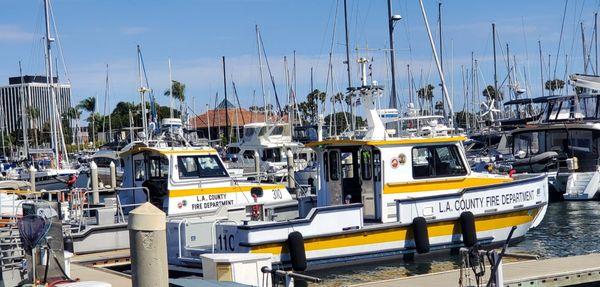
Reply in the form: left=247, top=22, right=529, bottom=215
left=0, top=75, right=72, bottom=133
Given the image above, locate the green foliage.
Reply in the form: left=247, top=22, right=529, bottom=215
left=417, top=84, right=435, bottom=101
left=455, top=111, right=476, bottom=129
left=545, top=79, right=565, bottom=92
left=324, top=112, right=365, bottom=135
left=482, top=85, right=503, bottom=101
left=164, top=80, right=186, bottom=102
left=298, top=89, right=326, bottom=124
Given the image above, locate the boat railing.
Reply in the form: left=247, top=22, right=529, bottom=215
left=67, top=186, right=150, bottom=232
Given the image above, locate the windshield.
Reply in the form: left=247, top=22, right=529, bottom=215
left=177, top=155, right=228, bottom=178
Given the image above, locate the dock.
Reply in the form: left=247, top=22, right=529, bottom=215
left=349, top=253, right=600, bottom=287
left=70, top=263, right=131, bottom=287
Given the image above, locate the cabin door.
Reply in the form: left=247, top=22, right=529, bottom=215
left=359, top=148, right=376, bottom=220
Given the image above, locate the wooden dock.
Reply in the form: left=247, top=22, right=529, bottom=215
left=348, top=253, right=600, bottom=287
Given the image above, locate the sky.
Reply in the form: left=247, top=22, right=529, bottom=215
left=1, top=0, right=599, bottom=119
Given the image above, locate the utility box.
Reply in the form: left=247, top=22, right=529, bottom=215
left=201, top=253, right=272, bottom=287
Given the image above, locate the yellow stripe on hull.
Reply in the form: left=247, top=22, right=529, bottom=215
left=306, top=136, right=467, bottom=148
left=169, top=184, right=286, bottom=197
left=250, top=207, right=539, bottom=255
left=384, top=176, right=512, bottom=194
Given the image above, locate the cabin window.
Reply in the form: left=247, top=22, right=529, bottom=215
left=412, top=145, right=467, bottom=179
left=373, top=150, right=381, bottom=182
left=341, top=152, right=354, bottom=179
left=244, top=128, right=256, bottom=139
left=271, top=126, right=284, bottom=135
left=94, top=157, right=116, bottom=168
left=361, top=150, right=372, bottom=180
left=134, top=160, right=145, bottom=181
left=262, top=148, right=281, bottom=162
left=149, top=156, right=169, bottom=179
left=243, top=150, right=255, bottom=159
left=323, top=151, right=329, bottom=182
left=329, top=151, right=340, bottom=181
left=177, top=155, right=228, bottom=178
left=226, top=147, right=240, bottom=155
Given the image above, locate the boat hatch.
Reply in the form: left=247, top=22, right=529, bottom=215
left=322, top=145, right=382, bottom=221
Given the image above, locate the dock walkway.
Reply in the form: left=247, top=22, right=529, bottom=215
left=70, top=263, right=131, bottom=287
left=349, top=253, right=600, bottom=287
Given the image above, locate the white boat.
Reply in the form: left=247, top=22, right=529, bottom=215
left=226, top=122, right=315, bottom=182
left=172, top=62, right=548, bottom=270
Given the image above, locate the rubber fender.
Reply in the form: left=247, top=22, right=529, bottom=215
left=460, top=211, right=477, bottom=247
left=287, top=231, right=307, bottom=271
left=63, top=237, right=74, bottom=253
left=412, top=217, right=430, bottom=254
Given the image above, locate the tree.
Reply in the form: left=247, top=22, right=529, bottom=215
left=26, top=106, right=40, bottom=148
left=78, top=97, right=97, bottom=143
left=164, top=80, right=186, bottom=118
left=65, top=107, right=81, bottom=145
left=545, top=79, right=565, bottom=93
left=324, top=112, right=365, bottom=135
left=417, top=84, right=435, bottom=113
left=298, top=89, right=326, bottom=124
left=482, top=85, right=503, bottom=101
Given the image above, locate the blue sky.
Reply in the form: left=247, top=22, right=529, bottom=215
left=1, top=0, right=598, bottom=118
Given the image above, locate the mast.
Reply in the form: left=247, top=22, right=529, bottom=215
left=582, top=22, right=588, bottom=74
left=596, top=12, right=598, bottom=75
left=492, top=23, right=498, bottom=104
left=137, top=45, right=148, bottom=141
left=387, top=0, right=398, bottom=110
left=222, top=56, right=230, bottom=145
left=206, top=103, right=211, bottom=142
left=537, top=41, right=544, bottom=97
left=256, top=25, right=268, bottom=122
left=19, top=61, right=29, bottom=158
left=168, top=58, right=174, bottom=118
left=438, top=2, right=445, bottom=115
left=344, top=0, right=356, bottom=130
left=418, top=0, right=453, bottom=127
left=43, top=0, right=60, bottom=167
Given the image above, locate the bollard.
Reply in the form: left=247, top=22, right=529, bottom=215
left=286, top=149, right=295, bottom=190
left=29, top=165, right=36, bottom=193
left=90, top=161, right=99, bottom=204
left=109, top=161, right=117, bottom=190
left=254, top=151, right=261, bottom=180
left=128, top=202, right=168, bottom=287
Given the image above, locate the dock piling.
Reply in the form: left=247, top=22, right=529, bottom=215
left=254, top=151, right=260, bottom=179
left=128, top=202, right=168, bottom=287
left=29, top=165, right=36, bottom=193
left=286, top=149, right=295, bottom=191
left=90, top=161, right=99, bottom=204
left=109, top=161, right=117, bottom=190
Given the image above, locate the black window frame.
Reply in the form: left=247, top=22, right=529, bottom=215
left=411, top=144, right=467, bottom=179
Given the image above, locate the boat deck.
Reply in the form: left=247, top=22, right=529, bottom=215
left=70, top=263, right=131, bottom=287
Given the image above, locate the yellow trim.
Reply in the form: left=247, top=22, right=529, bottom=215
left=169, top=184, right=286, bottom=197
left=384, top=176, right=513, bottom=194
left=250, top=207, right=539, bottom=254
left=306, top=136, right=466, bottom=148
left=120, top=146, right=217, bottom=157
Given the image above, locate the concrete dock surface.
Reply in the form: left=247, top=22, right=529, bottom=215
left=348, top=253, right=600, bottom=287
left=70, top=263, right=131, bottom=287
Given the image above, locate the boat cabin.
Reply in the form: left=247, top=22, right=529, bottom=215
left=119, top=143, right=292, bottom=217
left=308, top=136, right=501, bottom=223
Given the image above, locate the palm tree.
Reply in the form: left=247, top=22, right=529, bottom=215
left=78, top=97, right=96, bottom=144
left=66, top=107, right=81, bottom=146
left=545, top=79, right=565, bottom=94
left=164, top=80, right=186, bottom=117
left=26, top=107, right=40, bottom=148
left=417, top=84, right=435, bottom=114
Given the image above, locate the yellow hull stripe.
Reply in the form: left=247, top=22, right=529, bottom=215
left=250, top=207, right=539, bottom=254
left=306, top=136, right=466, bottom=147
left=169, top=184, right=286, bottom=197
left=384, top=177, right=513, bottom=194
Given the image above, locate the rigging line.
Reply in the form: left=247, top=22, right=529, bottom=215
left=48, top=1, right=71, bottom=83
left=258, top=30, right=283, bottom=114
left=231, top=81, right=246, bottom=125
left=315, top=0, right=338, bottom=77
left=553, top=0, right=569, bottom=80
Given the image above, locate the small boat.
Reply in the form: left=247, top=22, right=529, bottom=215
left=90, top=149, right=124, bottom=186
left=173, top=63, right=549, bottom=270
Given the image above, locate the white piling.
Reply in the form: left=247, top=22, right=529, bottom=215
left=128, top=202, right=168, bottom=287
left=286, top=149, right=295, bottom=190
left=90, top=161, right=99, bottom=204
left=28, top=165, right=36, bottom=193
left=254, top=151, right=261, bottom=179
left=109, top=161, right=117, bottom=190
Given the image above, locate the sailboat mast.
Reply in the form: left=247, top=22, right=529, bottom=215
left=43, top=0, right=60, bottom=167
left=137, top=45, right=148, bottom=141
left=438, top=2, right=445, bottom=116
left=582, top=22, right=588, bottom=74
left=222, top=56, right=230, bottom=145
left=492, top=23, right=498, bottom=103
left=168, top=58, right=174, bottom=118
left=256, top=26, right=268, bottom=122
left=538, top=41, right=544, bottom=97
left=343, top=0, right=356, bottom=130
left=19, top=61, right=29, bottom=158
left=386, top=0, right=398, bottom=110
